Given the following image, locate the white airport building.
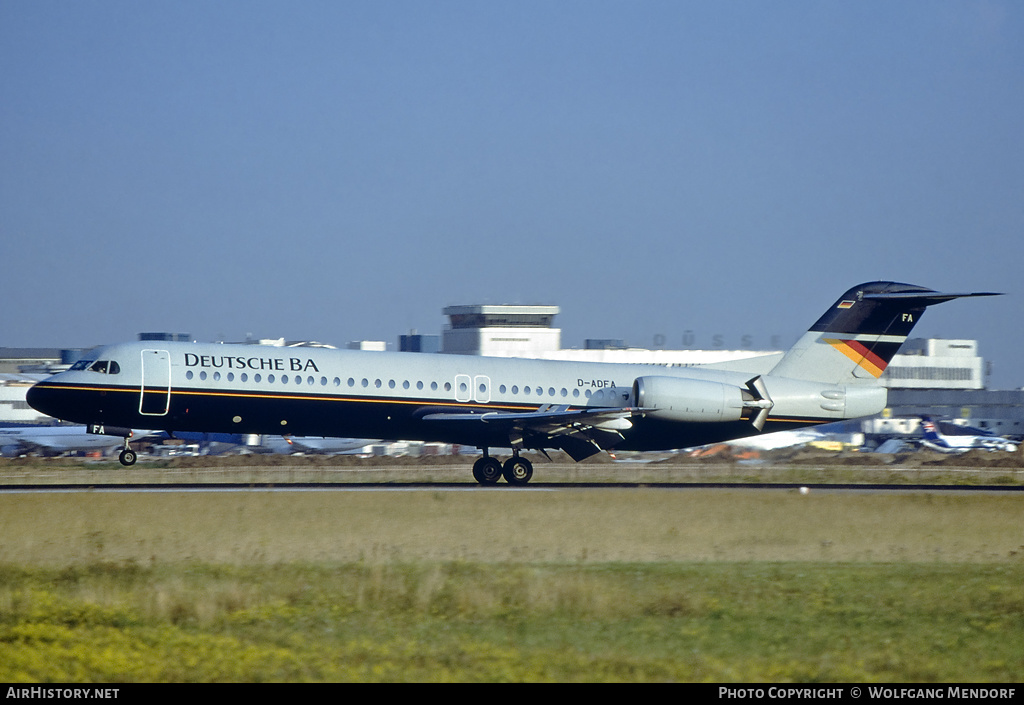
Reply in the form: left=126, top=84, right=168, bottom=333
left=0, top=374, right=46, bottom=424
left=441, top=305, right=562, bottom=357
left=437, top=304, right=988, bottom=391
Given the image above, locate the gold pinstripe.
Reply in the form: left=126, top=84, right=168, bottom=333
left=37, top=382, right=834, bottom=426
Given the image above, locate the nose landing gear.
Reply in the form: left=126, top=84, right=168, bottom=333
left=118, top=444, right=137, bottom=466
left=87, top=424, right=138, bottom=466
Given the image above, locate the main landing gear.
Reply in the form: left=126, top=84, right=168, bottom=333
left=472, top=450, right=533, bottom=486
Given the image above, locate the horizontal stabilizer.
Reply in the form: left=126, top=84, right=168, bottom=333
left=862, top=290, right=1002, bottom=304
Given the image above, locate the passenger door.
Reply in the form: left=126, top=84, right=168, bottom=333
left=139, top=349, right=171, bottom=416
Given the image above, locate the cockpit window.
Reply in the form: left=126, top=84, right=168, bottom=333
left=69, top=359, right=96, bottom=371
left=87, top=360, right=120, bottom=374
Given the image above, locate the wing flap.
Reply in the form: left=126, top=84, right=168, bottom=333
left=422, top=404, right=642, bottom=459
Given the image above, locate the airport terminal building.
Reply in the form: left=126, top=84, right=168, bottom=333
left=433, top=304, right=991, bottom=389
left=429, top=304, right=1023, bottom=438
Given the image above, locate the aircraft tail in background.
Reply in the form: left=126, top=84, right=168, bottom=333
left=918, top=416, right=1019, bottom=454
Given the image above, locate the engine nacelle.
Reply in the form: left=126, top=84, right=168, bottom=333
left=632, top=376, right=745, bottom=423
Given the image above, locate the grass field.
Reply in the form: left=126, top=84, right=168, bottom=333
left=2, top=561, right=1022, bottom=682
left=1, top=484, right=1022, bottom=681
left=1, top=488, right=1022, bottom=564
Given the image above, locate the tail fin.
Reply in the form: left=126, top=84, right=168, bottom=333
left=920, top=416, right=944, bottom=443
left=769, top=282, right=1000, bottom=384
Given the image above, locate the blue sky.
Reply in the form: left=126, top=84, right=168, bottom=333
left=2, top=1, right=1022, bottom=387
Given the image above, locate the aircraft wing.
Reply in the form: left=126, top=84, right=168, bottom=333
left=916, top=440, right=969, bottom=455
left=422, top=405, right=644, bottom=461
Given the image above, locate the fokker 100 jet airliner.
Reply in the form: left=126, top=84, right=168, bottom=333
left=27, top=282, right=997, bottom=484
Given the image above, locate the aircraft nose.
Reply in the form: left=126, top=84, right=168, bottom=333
left=25, top=382, right=42, bottom=412
left=26, top=381, right=61, bottom=420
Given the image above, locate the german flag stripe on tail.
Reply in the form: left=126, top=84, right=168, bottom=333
left=823, top=338, right=889, bottom=378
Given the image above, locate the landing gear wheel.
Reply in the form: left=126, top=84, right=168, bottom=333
left=119, top=448, right=137, bottom=466
left=472, top=457, right=503, bottom=485
left=502, top=457, right=533, bottom=486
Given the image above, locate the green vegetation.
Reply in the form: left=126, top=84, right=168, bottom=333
left=2, top=489, right=1022, bottom=565
left=1, top=561, right=1022, bottom=682
left=1, top=476, right=1021, bottom=681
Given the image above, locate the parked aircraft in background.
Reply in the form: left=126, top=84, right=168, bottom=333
left=722, top=428, right=829, bottom=451
left=148, top=432, right=379, bottom=456
left=0, top=425, right=156, bottom=458
left=26, top=282, right=998, bottom=484
left=257, top=435, right=378, bottom=455
left=917, top=416, right=1020, bottom=454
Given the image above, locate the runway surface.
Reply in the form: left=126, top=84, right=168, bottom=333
left=1, top=481, right=1023, bottom=493
left=2, top=456, right=1022, bottom=495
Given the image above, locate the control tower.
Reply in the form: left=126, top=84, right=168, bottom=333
left=441, top=305, right=561, bottom=357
